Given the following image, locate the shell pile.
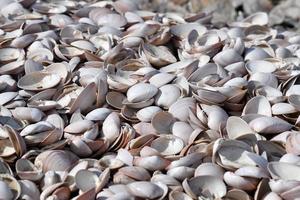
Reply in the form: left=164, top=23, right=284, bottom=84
left=1, top=0, right=300, bottom=200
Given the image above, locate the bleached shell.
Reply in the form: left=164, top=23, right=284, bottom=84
left=127, top=83, right=158, bottom=103
left=272, top=103, right=297, bottom=115
left=20, top=121, right=54, bottom=136
left=133, top=156, right=170, bottom=171
left=249, top=116, right=292, bottom=134
left=223, top=171, right=258, bottom=191
left=242, top=96, right=272, bottom=116
left=268, top=162, right=300, bottom=181
left=213, top=49, right=243, bottom=66
left=85, top=108, right=112, bottom=121
left=171, top=121, right=193, bottom=144
left=184, top=175, right=226, bottom=199
left=169, top=97, right=196, bottom=121
left=249, top=72, right=278, bottom=88
left=12, top=107, right=44, bottom=122
left=136, top=106, right=162, bottom=122
left=155, top=84, right=181, bottom=109
left=167, top=166, right=195, bottom=181
left=64, top=120, right=94, bottom=134
left=127, top=181, right=163, bottom=199
left=226, top=116, right=253, bottom=139
left=0, top=48, right=24, bottom=62
left=169, top=191, right=193, bottom=200
left=102, top=112, right=121, bottom=143
left=118, top=166, right=151, bottom=181
left=149, top=73, right=175, bottom=88
left=245, top=60, right=276, bottom=74
left=194, top=163, right=225, bottom=179
left=234, top=166, right=269, bottom=178
left=152, top=111, right=175, bottom=134
left=17, top=72, right=61, bottom=91
left=150, top=135, right=184, bottom=155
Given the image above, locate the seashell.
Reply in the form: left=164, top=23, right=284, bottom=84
left=118, top=166, right=151, bottom=181
left=11, top=34, right=37, bottom=49
left=69, top=82, right=97, bottom=113
left=142, top=43, right=177, bottom=67
left=194, top=163, right=224, bottom=179
left=27, top=48, right=54, bottom=63
left=85, top=108, right=112, bottom=121
left=19, top=180, right=40, bottom=200
left=224, top=171, right=258, bottom=191
left=18, top=72, right=61, bottom=91
left=268, top=162, right=300, bottom=181
left=167, top=166, right=195, bottom=181
left=183, top=175, right=226, bottom=199
left=242, top=96, right=272, bottom=116
left=272, top=103, right=297, bottom=115
left=96, top=14, right=127, bottom=28
left=64, top=120, right=94, bottom=134
left=127, top=181, right=163, bottom=199
left=0, top=48, right=24, bottom=63
left=171, top=23, right=207, bottom=39
left=102, top=112, right=120, bottom=143
left=16, top=159, right=43, bottom=181
left=34, top=150, right=79, bottom=172
left=249, top=72, right=278, bottom=88
left=263, top=192, right=282, bottom=200
left=12, top=107, right=44, bottom=122
left=224, top=189, right=252, bottom=200
left=151, top=174, right=181, bottom=186
left=0, top=174, right=21, bottom=200
left=213, top=49, right=243, bottom=66
left=171, top=121, right=194, bottom=144
left=169, top=97, right=196, bottom=121
left=249, top=116, right=292, bottom=134
left=136, top=106, right=162, bottom=122
left=235, top=166, right=269, bottom=178
left=127, top=83, right=158, bottom=103
left=245, top=48, right=271, bottom=61
left=152, top=111, right=175, bottom=134
left=150, top=135, right=184, bottom=156
left=169, top=191, right=193, bottom=200
left=155, top=84, right=181, bottom=109
left=149, top=73, right=175, bottom=88
left=213, top=139, right=259, bottom=170
left=245, top=60, right=277, bottom=74
left=133, top=156, right=170, bottom=171
left=226, top=116, right=254, bottom=139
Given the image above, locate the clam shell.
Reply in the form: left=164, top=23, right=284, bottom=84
left=155, top=84, right=181, bottom=109
left=18, top=72, right=61, bottom=91
left=213, top=49, right=243, bottom=66
left=150, top=135, right=184, bottom=155
left=127, top=181, right=163, bottom=199
left=183, top=175, right=226, bottom=199
left=268, top=162, right=300, bottom=181
left=102, top=112, right=121, bottom=143
left=249, top=116, right=292, bottom=134
left=136, top=106, right=162, bottom=122
left=127, top=83, right=158, bottom=103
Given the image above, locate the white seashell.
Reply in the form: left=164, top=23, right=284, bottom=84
left=127, top=83, right=158, bottom=103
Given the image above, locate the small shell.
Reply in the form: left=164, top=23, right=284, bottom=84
left=127, top=83, right=158, bottom=103
left=150, top=135, right=184, bottom=155
left=17, top=72, right=61, bottom=91
left=136, top=106, right=162, bottom=122
left=127, top=181, right=164, bottom=199
left=249, top=116, right=292, bottom=134
left=213, top=49, right=243, bottom=66
left=183, top=175, right=226, bottom=199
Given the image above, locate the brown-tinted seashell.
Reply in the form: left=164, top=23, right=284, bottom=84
left=34, top=150, right=79, bottom=172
